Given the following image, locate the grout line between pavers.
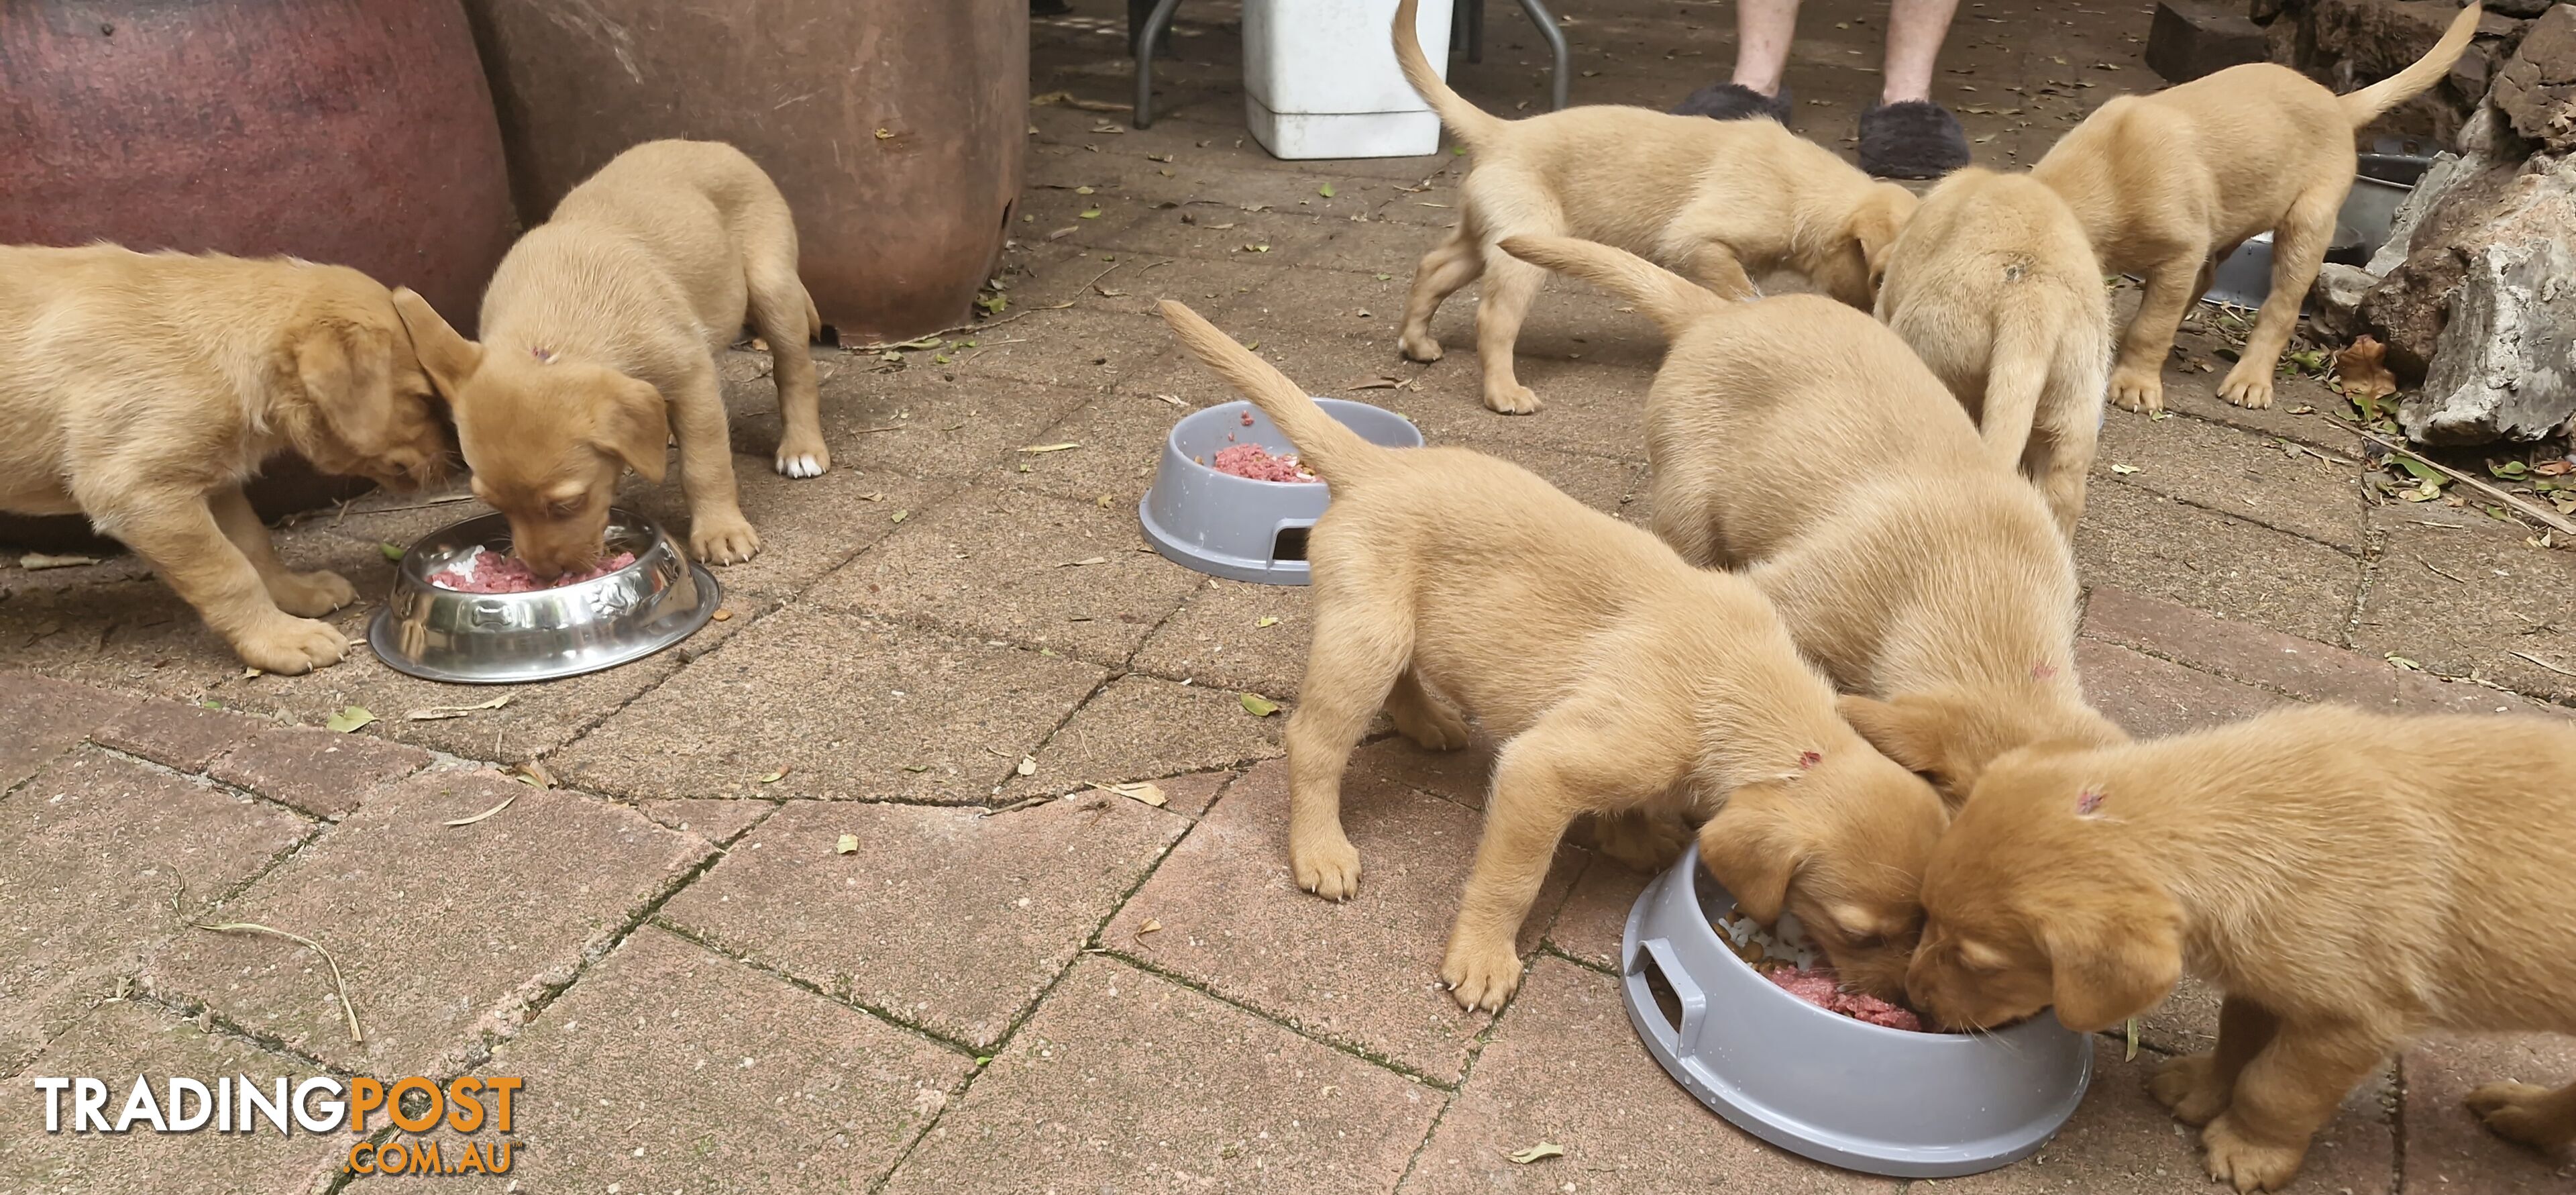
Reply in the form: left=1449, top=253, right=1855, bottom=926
left=645, top=914, right=988, bottom=1061
left=2389, top=1050, right=2409, bottom=1195
left=2096, top=473, right=2367, bottom=562
left=1096, top=944, right=1469, bottom=1092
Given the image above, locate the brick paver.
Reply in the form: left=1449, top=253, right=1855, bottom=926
left=1000, top=674, right=1281, bottom=799
left=879, top=955, right=1442, bottom=1194
left=1106, top=760, right=1578, bottom=1082
left=356, top=926, right=971, bottom=1194
left=1, top=751, right=310, bottom=1072
left=203, top=729, right=430, bottom=819
left=0, top=672, right=138, bottom=792
left=659, top=795, right=1185, bottom=1050
left=145, top=770, right=710, bottom=1076
left=2400, top=1033, right=2576, bottom=1193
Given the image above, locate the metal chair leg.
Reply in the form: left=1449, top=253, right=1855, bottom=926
left=1513, top=0, right=1568, bottom=110
left=1132, top=0, right=1184, bottom=128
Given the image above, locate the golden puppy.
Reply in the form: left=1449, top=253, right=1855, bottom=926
left=1388, top=0, right=1915, bottom=415
left=2031, top=3, right=2480, bottom=414
left=1503, top=236, right=2125, bottom=808
left=0, top=245, right=449, bottom=673
left=393, top=140, right=822, bottom=576
left=1156, top=299, right=1946, bottom=1009
left=1874, top=167, right=2110, bottom=537
left=1908, top=705, right=2576, bottom=1193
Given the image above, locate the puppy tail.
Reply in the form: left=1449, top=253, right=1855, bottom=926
left=1498, top=235, right=1729, bottom=342
left=1157, top=301, right=1387, bottom=483
left=1393, top=0, right=1507, bottom=148
left=2339, top=2, right=2481, bottom=127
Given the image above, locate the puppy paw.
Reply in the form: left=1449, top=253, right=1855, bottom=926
left=1440, top=935, right=1523, bottom=1012
left=1389, top=699, right=1471, bottom=751
left=690, top=515, right=762, bottom=566
left=2148, top=1052, right=2231, bottom=1125
left=1290, top=833, right=1362, bottom=902
left=2108, top=367, right=2165, bottom=415
left=2218, top=366, right=2276, bottom=410
left=1483, top=384, right=1543, bottom=415
left=233, top=615, right=350, bottom=675
left=2201, top=1114, right=2308, bottom=1194
left=2467, top=1081, right=2576, bottom=1151
left=266, top=569, right=357, bottom=617
left=774, top=432, right=831, bottom=480
left=1398, top=330, right=1444, bottom=363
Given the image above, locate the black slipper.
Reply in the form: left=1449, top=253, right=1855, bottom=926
left=1670, top=83, right=1794, bottom=124
left=1858, top=101, right=1971, bottom=179
left=1032, top=0, right=1072, bottom=14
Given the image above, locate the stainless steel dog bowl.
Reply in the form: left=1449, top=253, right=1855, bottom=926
left=1138, top=398, right=1424, bottom=585
left=368, top=509, right=720, bottom=684
left=1622, top=843, right=2094, bottom=1178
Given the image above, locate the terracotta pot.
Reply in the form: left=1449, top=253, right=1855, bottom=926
left=458, top=0, right=1028, bottom=342
left=0, top=0, right=513, bottom=548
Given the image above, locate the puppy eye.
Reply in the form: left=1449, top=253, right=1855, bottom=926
left=549, top=497, right=584, bottom=517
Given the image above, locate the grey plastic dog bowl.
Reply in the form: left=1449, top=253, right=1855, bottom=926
left=1138, top=398, right=1423, bottom=584
left=1621, top=842, right=2094, bottom=1178
left=368, top=509, right=720, bottom=684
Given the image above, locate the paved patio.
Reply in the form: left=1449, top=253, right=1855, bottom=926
left=5, top=0, right=2575, bottom=1191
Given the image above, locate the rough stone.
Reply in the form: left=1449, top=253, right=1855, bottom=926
left=2359, top=152, right=2526, bottom=380
left=2404, top=155, right=2576, bottom=444
left=2308, top=261, right=2380, bottom=341
left=2493, top=2, right=2576, bottom=149
left=2147, top=0, right=2271, bottom=83
left=658, top=796, right=1185, bottom=1050
left=879, top=957, right=1440, bottom=1194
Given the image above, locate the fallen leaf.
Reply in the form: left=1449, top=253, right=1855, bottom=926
left=2125, top=1017, right=2140, bottom=1061
left=323, top=705, right=376, bottom=733
left=1147, top=152, right=1174, bottom=162
left=1375, top=272, right=1393, bottom=281
left=240, top=667, right=262, bottom=679
left=2386, top=654, right=2423, bottom=672
left=444, top=793, right=518, bottom=827
left=19, top=552, right=101, bottom=570
left=1079, top=207, right=1103, bottom=219
left=837, top=833, right=859, bottom=855
left=193, top=922, right=363, bottom=1043
left=904, top=764, right=932, bottom=773
left=1061, top=556, right=1110, bottom=567
left=1096, top=494, right=1115, bottom=509
left=2110, top=464, right=2140, bottom=476
left=891, top=509, right=911, bottom=523
left=1021, top=442, right=1082, bottom=454
left=1318, top=183, right=1336, bottom=198
left=504, top=761, right=557, bottom=788
left=1136, top=917, right=1164, bottom=935
left=1505, top=1143, right=1566, bottom=1164
left=1016, top=755, right=1038, bottom=776
left=1255, top=615, right=1280, bottom=628
left=712, top=607, right=735, bottom=622
left=759, top=767, right=791, bottom=784
left=407, top=695, right=512, bottom=721
left=1240, top=243, right=1272, bottom=254
left=1346, top=376, right=1402, bottom=391
left=1090, top=780, right=1169, bottom=807
left=874, top=127, right=894, bottom=140
left=1074, top=185, right=1095, bottom=195
left=1030, top=90, right=1073, bottom=106
left=1240, top=693, right=1281, bottom=717
left=380, top=542, right=406, bottom=562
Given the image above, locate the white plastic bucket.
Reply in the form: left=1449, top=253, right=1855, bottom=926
left=1242, top=0, right=1455, bottom=160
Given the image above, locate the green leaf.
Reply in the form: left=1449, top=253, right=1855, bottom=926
left=1079, top=207, right=1102, bottom=219
left=2490, top=460, right=2530, bottom=479
left=1254, top=616, right=1280, bottom=628
left=1374, top=273, right=1393, bottom=282
left=2392, top=457, right=2449, bottom=486
left=1318, top=183, right=1336, bottom=198
left=836, top=833, right=859, bottom=855
left=891, top=509, right=910, bottom=523
left=379, top=542, right=405, bottom=562
left=324, top=705, right=376, bottom=733
left=903, top=764, right=931, bottom=773
left=976, top=293, right=1008, bottom=316
left=1240, top=693, right=1281, bottom=718
left=2125, top=1017, right=2140, bottom=1061
left=1451, top=146, right=1467, bottom=155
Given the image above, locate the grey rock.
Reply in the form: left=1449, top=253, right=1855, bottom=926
left=2367, top=149, right=2471, bottom=277
left=2488, top=0, right=2564, bottom=27
left=2310, top=262, right=2382, bottom=341
left=2400, top=156, right=2576, bottom=444
left=2492, top=3, right=2576, bottom=150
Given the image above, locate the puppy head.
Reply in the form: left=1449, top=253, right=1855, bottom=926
left=1698, top=745, right=1948, bottom=998
left=1839, top=689, right=2128, bottom=809
left=392, top=289, right=667, bottom=577
left=280, top=294, right=453, bottom=492
left=1815, top=183, right=1920, bottom=309
left=1904, top=746, right=2182, bottom=1033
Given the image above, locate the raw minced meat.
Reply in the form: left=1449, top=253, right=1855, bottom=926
left=1715, top=911, right=1931, bottom=1033
left=427, top=546, right=637, bottom=593
left=1210, top=444, right=1318, bottom=482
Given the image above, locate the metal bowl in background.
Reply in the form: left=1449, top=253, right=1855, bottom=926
left=369, top=509, right=720, bottom=684
left=1622, top=843, right=2094, bottom=1178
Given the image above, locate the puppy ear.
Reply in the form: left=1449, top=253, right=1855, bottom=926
left=294, top=322, right=391, bottom=448
left=1839, top=694, right=1943, bottom=772
left=592, top=376, right=670, bottom=483
left=2041, top=904, right=2182, bottom=1033
left=1847, top=186, right=1914, bottom=276
left=390, top=287, right=482, bottom=400
left=1697, top=796, right=1808, bottom=924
